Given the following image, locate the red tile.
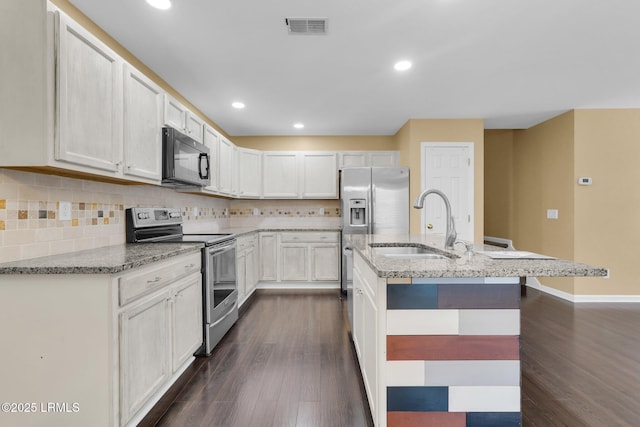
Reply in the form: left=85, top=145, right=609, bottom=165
left=387, top=335, right=520, bottom=360
left=388, top=411, right=466, bottom=427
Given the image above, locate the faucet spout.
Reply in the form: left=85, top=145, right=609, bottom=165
left=413, top=189, right=457, bottom=249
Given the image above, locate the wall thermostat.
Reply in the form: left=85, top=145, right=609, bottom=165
left=578, top=177, right=592, bottom=185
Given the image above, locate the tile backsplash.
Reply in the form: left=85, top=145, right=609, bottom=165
left=0, top=169, right=341, bottom=263
left=0, top=169, right=231, bottom=263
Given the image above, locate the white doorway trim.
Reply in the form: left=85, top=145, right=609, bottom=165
left=420, top=142, right=475, bottom=241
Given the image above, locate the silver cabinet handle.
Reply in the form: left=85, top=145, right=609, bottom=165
left=146, top=276, right=162, bottom=285
left=185, top=263, right=196, bottom=269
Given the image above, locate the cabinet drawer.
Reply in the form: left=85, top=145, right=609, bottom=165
left=119, top=253, right=201, bottom=306
left=354, top=252, right=378, bottom=298
left=280, top=232, right=339, bottom=243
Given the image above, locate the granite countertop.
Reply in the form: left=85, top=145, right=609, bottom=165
left=0, top=243, right=203, bottom=275
left=345, top=234, right=608, bottom=279
left=0, top=227, right=342, bottom=275
left=221, top=227, right=341, bottom=237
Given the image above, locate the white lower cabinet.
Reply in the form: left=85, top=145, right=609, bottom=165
left=259, top=232, right=278, bottom=281
left=260, top=231, right=340, bottom=285
left=171, top=275, right=204, bottom=371
left=236, top=233, right=259, bottom=306
left=119, top=289, right=172, bottom=424
left=280, top=243, right=309, bottom=281
left=118, top=253, right=202, bottom=426
left=353, top=251, right=380, bottom=422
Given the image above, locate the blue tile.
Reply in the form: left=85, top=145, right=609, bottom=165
left=387, top=284, right=438, bottom=309
left=467, top=412, right=521, bottom=426
left=387, top=386, right=448, bottom=411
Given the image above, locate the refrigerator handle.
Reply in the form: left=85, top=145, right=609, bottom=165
left=369, top=183, right=374, bottom=234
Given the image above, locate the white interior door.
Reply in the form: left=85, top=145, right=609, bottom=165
left=421, top=143, right=474, bottom=241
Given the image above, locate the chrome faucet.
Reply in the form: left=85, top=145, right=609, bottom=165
left=413, top=189, right=457, bottom=249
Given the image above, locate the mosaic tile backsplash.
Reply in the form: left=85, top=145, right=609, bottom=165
left=0, top=169, right=341, bottom=263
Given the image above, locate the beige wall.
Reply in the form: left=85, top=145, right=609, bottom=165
left=233, top=135, right=396, bottom=151
left=394, top=119, right=485, bottom=243
left=512, top=112, right=576, bottom=294
left=573, top=110, right=640, bottom=295
left=484, top=130, right=515, bottom=239
left=484, top=109, right=640, bottom=296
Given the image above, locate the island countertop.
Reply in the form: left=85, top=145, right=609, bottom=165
left=344, top=233, right=608, bottom=279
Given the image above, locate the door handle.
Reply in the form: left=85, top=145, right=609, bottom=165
left=427, top=223, right=433, bottom=230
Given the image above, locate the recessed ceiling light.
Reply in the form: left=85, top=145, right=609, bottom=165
left=293, top=123, right=304, bottom=129
left=232, top=102, right=245, bottom=109
left=146, top=0, right=171, bottom=10
left=394, top=60, right=412, bottom=71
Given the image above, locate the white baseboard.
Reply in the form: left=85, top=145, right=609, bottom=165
left=257, top=281, right=340, bottom=290
left=527, top=277, right=640, bottom=303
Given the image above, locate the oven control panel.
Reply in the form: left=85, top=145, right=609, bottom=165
left=126, top=207, right=183, bottom=228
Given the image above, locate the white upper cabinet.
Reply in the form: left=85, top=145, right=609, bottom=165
left=369, top=151, right=399, bottom=167
left=218, top=136, right=234, bottom=195
left=237, top=148, right=262, bottom=198
left=163, top=94, right=204, bottom=143
left=338, top=151, right=400, bottom=169
left=122, top=64, right=163, bottom=182
left=203, top=125, right=220, bottom=191
left=300, top=152, right=338, bottom=198
left=339, top=152, right=367, bottom=168
left=262, top=152, right=299, bottom=198
left=55, top=11, right=123, bottom=173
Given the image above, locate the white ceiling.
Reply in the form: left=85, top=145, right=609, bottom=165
left=69, top=0, right=640, bottom=136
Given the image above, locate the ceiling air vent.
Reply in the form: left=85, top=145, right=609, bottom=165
left=285, top=18, right=328, bottom=35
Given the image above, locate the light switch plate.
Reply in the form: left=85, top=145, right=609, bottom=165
left=546, top=209, right=558, bottom=220
left=59, top=201, right=72, bottom=220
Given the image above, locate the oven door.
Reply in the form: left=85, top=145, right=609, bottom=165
left=204, top=241, right=237, bottom=325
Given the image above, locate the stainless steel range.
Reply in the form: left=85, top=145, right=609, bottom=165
left=126, top=207, right=237, bottom=356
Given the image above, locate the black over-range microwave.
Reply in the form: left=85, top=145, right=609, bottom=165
left=162, top=126, right=210, bottom=187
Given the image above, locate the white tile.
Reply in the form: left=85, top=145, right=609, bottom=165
left=425, top=361, right=520, bottom=386
left=387, top=310, right=459, bottom=335
left=386, top=361, right=425, bottom=386
left=449, top=386, right=521, bottom=412
left=459, top=310, right=520, bottom=335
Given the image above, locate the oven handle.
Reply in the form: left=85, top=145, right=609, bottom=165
left=210, top=297, right=238, bottom=328
left=208, top=242, right=235, bottom=256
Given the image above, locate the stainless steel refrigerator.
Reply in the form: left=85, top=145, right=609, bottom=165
left=340, top=167, right=409, bottom=327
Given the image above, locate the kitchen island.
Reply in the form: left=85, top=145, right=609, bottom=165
left=344, top=234, right=607, bottom=427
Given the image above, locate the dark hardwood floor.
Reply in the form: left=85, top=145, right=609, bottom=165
left=140, top=290, right=373, bottom=427
left=141, top=288, right=640, bottom=427
left=521, top=288, right=640, bottom=426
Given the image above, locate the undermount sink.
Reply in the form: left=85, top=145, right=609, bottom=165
left=371, top=245, right=453, bottom=260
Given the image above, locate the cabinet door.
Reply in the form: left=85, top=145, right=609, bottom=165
left=339, top=152, right=367, bottom=169
left=204, top=125, right=220, bottom=191
left=301, top=153, right=338, bottom=198
left=262, top=153, right=299, bottom=198
left=55, top=12, right=122, bottom=172
left=171, top=274, right=203, bottom=372
left=120, top=290, right=171, bottom=425
left=185, top=112, right=204, bottom=143
left=362, top=288, right=378, bottom=416
left=238, top=148, right=262, bottom=197
left=352, top=267, right=364, bottom=359
left=369, top=151, right=399, bottom=167
left=245, top=247, right=256, bottom=296
left=236, top=250, right=247, bottom=303
left=280, top=244, right=308, bottom=281
left=310, top=244, right=340, bottom=281
left=123, top=64, right=163, bottom=182
left=260, top=232, right=278, bottom=281
left=218, top=136, right=234, bottom=194
left=163, top=94, right=186, bottom=130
